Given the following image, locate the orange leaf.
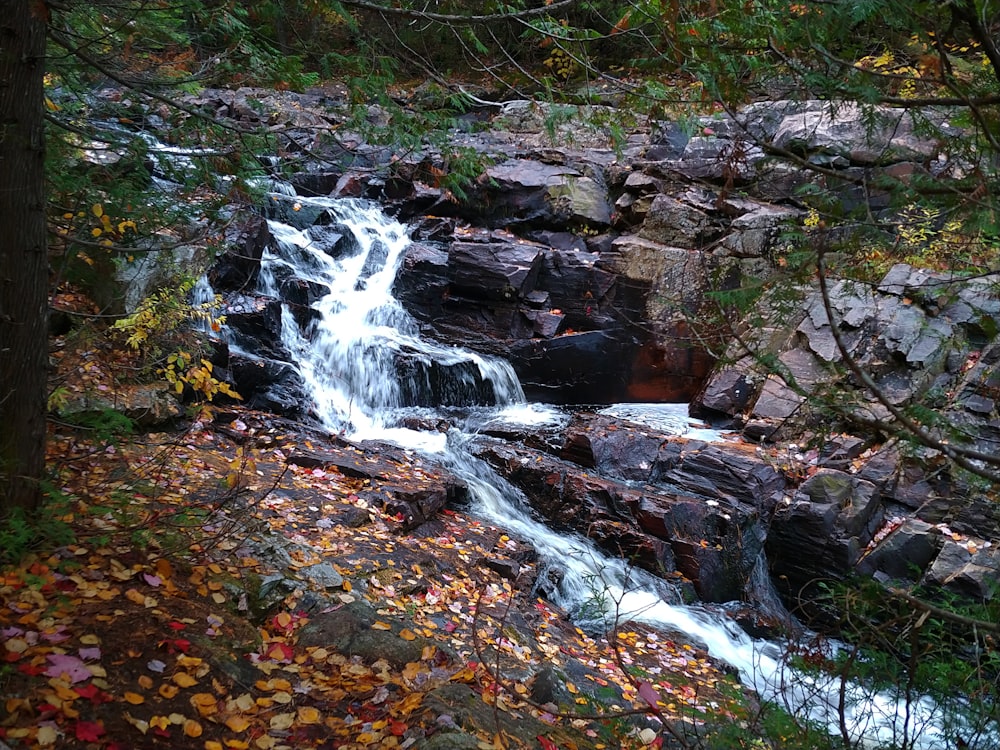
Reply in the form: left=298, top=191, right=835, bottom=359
left=123, top=692, right=145, bottom=705
left=183, top=719, right=203, bottom=738
left=173, top=673, right=198, bottom=688
left=297, top=706, right=321, bottom=724
left=225, top=715, right=251, bottom=732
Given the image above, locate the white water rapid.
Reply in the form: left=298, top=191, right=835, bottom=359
left=247, top=193, right=990, bottom=750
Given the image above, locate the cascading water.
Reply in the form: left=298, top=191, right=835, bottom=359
left=250, top=191, right=990, bottom=750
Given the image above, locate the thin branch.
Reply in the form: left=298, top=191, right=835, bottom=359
left=338, top=0, right=583, bottom=25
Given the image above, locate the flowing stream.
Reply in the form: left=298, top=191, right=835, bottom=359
left=236, top=192, right=986, bottom=749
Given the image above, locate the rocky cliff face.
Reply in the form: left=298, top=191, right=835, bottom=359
left=195, top=87, right=999, bottom=620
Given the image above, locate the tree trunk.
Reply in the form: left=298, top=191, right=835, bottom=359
left=0, top=1, right=48, bottom=514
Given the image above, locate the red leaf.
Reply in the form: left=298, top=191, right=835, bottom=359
left=74, top=721, right=106, bottom=742
left=638, top=680, right=661, bottom=709
left=264, top=642, right=294, bottom=663
left=17, top=663, right=46, bottom=676
left=537, top=737, right=560, bottom=750
left=168, top=621, right=187, bottom=631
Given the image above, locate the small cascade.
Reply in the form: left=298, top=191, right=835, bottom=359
left=259, top=196, right=523, bottom=442
left=245, top=190, right=989, bottom=750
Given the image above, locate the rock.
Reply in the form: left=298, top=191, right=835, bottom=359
left=925, top=540, right=1000, bottom=600
left=447, top=240, right=544, bottom=301
left=477, top=433, right=768, bottom=603
left=208, top=216, right=273, bottom=292
left=287, top=440, right=466, bottom=531
left=857, top=519, right=940, bottom=583
left=770, top=102, right=942, bottom=165
left=458, top=158, right=612, bottom=230
left=767, top=470, right=883, bottom=599
left=638, top=193, right=715, bottom=248
left=59, top=384, right=182, bottom=428
left=296, top=600, right=431, bottom=667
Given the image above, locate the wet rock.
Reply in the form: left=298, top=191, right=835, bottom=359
left=476, top=436, right=766, bottom=603
left=287, top=441, right=466, bottom=531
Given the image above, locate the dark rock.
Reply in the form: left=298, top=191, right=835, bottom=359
left=767, top=470, right=884, bottom=599
left=925, top=541, right=1000, bottom=600
left=476, top=437, right=766, bottom=603
left=509, top=331, right=635, bottom=403
left=857, top=519, right=940, bottom=583
left=480, top=557, right=520, bottom=581
left=287, top=441, right=466, bottom=531
left=208, top=216, right=273, bottom=292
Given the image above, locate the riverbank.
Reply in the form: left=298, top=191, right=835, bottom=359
left=1, top=401, right=745, bottom=750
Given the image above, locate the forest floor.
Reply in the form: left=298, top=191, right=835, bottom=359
left=1, top=337, right=749, bottom=750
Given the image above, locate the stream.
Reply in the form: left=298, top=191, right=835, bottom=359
left=215, top=191, right=982, bottom=749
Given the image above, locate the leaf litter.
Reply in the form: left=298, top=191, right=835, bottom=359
left=1, top=405, right=745, bottom=749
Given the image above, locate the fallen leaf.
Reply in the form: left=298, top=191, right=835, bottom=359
left=173, top=672, right=198, bottom=688
left=269, top=712, right=295, bottom=730
left=226, top=715, right=252, bottom=732
left=297, top=706, right=321, bottom=724
left=124, top=691, right=145, bottom=705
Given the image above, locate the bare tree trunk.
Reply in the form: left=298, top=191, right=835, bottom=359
left=0, top=1, right=48, bottom=514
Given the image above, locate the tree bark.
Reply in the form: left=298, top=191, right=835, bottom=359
left=0, top=1, right=48, bottom=513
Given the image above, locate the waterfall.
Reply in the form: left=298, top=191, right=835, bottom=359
left=251, top=192, right=989, bottom=750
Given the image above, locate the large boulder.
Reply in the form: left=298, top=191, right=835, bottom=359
left=766, top=469, right=884, bottom=600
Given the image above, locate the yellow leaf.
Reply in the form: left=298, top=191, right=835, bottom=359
left=297, top=706, right=321, bottom=724
left=91, top=227, right=102, bottom=238
left=233, top=694, right=255, bottom=712
left=225, top=741, right=249, bottom=750
left=184, top=719, right=203, bottom=738
left=225, top=716, right=252, bottom=732
left=159, top=684, right=180, bottom=699
left=205, top=742, right=225, bottom=750
left=138, top=675, right=154, bottom=690
left=399, top=629, right=417, bottom=641
left=173, top=673, right=198, bottom=688
left=92, top=204, right=104, bottom=218
left=150, top=715, right=171, bottom=730
left=124, top=692, right=145, bottom=705
left=372, top=621, right=392, bottom=631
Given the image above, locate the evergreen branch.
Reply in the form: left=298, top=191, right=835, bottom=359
left=337, top=0, right=583, bottom=25
left=47, top=28, right=244, bottom=133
